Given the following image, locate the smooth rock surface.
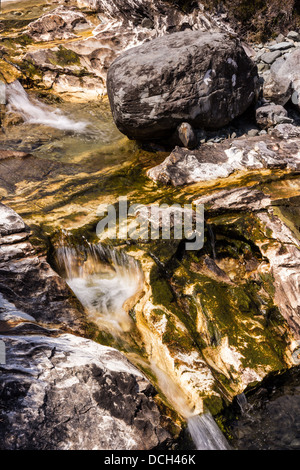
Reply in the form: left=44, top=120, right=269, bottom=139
left=107, top=30, right=258, bottom=140
left=0, top=333, right=175, bottom=450
left=147, top=135, right=300, bottom=186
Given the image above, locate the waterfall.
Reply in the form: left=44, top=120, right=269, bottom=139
left=236, top=392, right=248, bottom=414
left=55, top=238, right=230, bottom=450
left=55, top=241, right=143, bottom=332
left=5, top=81, right=87, bottom=132
left=188, top=413, right=231, bottom=450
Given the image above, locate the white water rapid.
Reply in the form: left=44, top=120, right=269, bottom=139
left=5, top=81, right=87, bottom=132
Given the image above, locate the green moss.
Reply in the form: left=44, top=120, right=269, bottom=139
left=50, top=46, right=81, bottom=67
left=203, top=395, right=225, bottom=416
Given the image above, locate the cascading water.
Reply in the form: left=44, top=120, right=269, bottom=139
left=56, top=241, right=143, bottom=333
left=188, top=413, right=231, bottom=450
left=152, top=363, right=231, bottom=450
left=55, top=237, right=230, bottom=450
left=5, top=81, right=87, bottom=132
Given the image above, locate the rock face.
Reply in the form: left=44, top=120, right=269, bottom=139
left=0, top=203, right=85, bottom=333
left=226, top=366, right=300, bottom=450
left=107, top=30, right=258, bottom=140
left=0, top=334, right=174, bottom=450
left=77, top=0, right=216, bottom=33
left=0, top=203, right=178, bottom=450
left=25, top=6, right=91, bottom=42
left=263, top=49, right=300, bottom=109
left=22, top=1, right=219, bottom=100
left=147, top=132, right=300, bottom=186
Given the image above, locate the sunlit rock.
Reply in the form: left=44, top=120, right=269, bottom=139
left=107, top=30, right=258, bottom=140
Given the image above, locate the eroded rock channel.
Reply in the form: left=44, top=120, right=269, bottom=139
left=0, top=0, right=299, bottom=451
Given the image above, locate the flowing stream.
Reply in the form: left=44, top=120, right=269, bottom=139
left=55, top=238, right=231, bottom=450
left=5, top=81, right=88, bottom=132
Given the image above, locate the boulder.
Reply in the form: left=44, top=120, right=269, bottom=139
left=177, top=122, right=197, bottom=149
left=263, top=49, right=300, bottom=109
left=0, top=333, right=175, bottom=450
left=256, top=104, right=292, bottom=128
left=107, top=30, right=258, bottom=141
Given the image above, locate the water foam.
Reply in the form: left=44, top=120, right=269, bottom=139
left=6, top=81, right=87, bottom=132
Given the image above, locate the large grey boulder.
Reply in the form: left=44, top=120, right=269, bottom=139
left=263, top=49, right=300, bottom=109
left=107, top=30, right=258, bottom=141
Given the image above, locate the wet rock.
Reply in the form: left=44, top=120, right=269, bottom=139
left=257, top=211, right=300, bottom=338
left=107, top=30, right=258, bottom=141
left=194, top=188, right=271, bottom=213
left=256, top=104, right=291, bottom=128
left=0, top=333, right=175, bottom=450
left=225, top=366, right=300, bottom=450
left=1, top=111, right=24, bottom=128
left=0, top=203, right=85, bottom=333
left=25, top=6, right=91, bottom=42
left=147, top=135, right=300, bottom=186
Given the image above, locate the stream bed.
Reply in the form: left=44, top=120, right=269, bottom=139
left=0, top=0, right=300, bottom=451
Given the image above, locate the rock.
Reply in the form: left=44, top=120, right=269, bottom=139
left=25, top=6, right=91, bottom=42
left=226, top=366, right=300, bottom=450
left=194, top=188, right=271, bottom=213
left=0, top=59, right=22, bottom=84
left=2, top=111, right=24, bottom=128
left=269, top=42, right=294, bottom=51
left=0, top=333, right=176, bottom=450
left=276, top=34, right=286, bottom=43
left=287, top=31, right=300, bottom=41
left=147, top=135, right=300, bottom=186
left=247, top=128, right=259, bottom=137
left=257, top=63, right=269, bottom=73
left=270, top=123, right=300, bottom=139
left=256, top=104, right=291, bottom=128
left=24, top=1, right=218, bottom=98
left=261, top=50, right=282, bottom=65
left=0, top=203, right=85, bottom=333
left=263, top=50, right=300, bottom=109
left=0, top=204, right=179, bottom=449
left=257, top=211, right=300, bottom=338
left=77, top=0, right=216, bottom=33
left=177, top=122, right=197, bottom=150
left=107, top=30, right=258, bottom=141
